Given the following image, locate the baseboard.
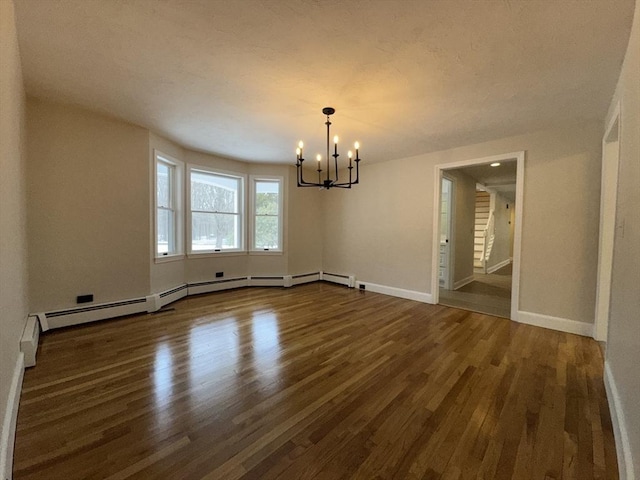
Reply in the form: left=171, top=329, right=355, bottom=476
left=0, top=352, right=25, bottom=480
left=248, top=276, right=285, bottom=287
left=604, top=361, right=636, bottom=480
left=42, top=297, right=148, bottom=330
left=486, top=258, right=512, bottom=274
left=321, top=272, right=355, bottom=288
left=20, top=316, right=40, bottom=368
left=453, top=275, right=474, bottom=290
left=355, top=281, right=433, bottom=304
left=516, top=310, right=594, bottom=337
left=291, top=272, right=320, bottom=286
left=187, top=277, right=249, bottom=296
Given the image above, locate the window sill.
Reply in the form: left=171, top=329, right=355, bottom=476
left=249, top=250, right=283, bottom=256
left=154, top=253, right=185, bottom=264
left=187, top=251, right=247, bottom=259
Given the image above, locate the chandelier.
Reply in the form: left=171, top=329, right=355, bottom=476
left=295, top=107, right=361, bottom=189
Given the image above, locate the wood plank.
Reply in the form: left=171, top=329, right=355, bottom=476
left=13, top=283, right=617, bottom=479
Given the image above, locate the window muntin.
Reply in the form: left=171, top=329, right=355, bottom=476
left=155, top=155, right=182, bottom=257
left=251, top=177, right=283, bottom=252
left=190, top=169, right=244, bottom=252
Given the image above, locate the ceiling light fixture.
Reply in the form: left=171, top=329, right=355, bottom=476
left=490, top=162, right=501, bottom=167
left=296, top=107, right=361, bottom=189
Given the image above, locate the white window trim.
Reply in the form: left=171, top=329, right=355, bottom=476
left=154, top=150, right=184, bottom=262
left=249, top=175, right=284, bottom=254
left=187, top=165, right=246, bottom=255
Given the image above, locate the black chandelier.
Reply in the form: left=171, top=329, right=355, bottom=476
left=295, top=107, right=361, bottom=189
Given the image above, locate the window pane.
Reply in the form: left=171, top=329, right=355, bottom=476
left=255, top=216, right=279, bottom=249
left=256, top=181, right=279, bottom=215
left=157, top=208, right=173, bottom=254
left=191, top=171, right=239, bottom=213
left=192, top=212, right=239, bottom=250
left=157, top=162, right=171, bottom=208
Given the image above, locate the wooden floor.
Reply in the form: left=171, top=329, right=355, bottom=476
left=14, top=283, right=618, bottom=480
left=439, top=264, right=512, bottom=318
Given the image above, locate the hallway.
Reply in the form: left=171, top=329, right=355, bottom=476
left=439, top=263, right=512, bottom=318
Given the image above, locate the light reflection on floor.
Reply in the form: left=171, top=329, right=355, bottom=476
left=250, top=311, right=282, bottom=392
left=153, top=341, right=174, bottom=427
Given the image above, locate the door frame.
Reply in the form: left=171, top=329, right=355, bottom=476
left=431, top=151, right=525, bottom=320
left=439, top=174, right=455, bottom=290
left=594, top=102, right=621, bottom=342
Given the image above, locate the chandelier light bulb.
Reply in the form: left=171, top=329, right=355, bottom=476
left=333, top=135, right=339, bottom=144
left=354, top=141, right=360, bottom=150
left=348, top=150, right=353, bottom=159
left=298, top=141, right=304, bottom=149
left=296, top=147, right=301, bottom=156
left=316, top=154, right=322, bottom=162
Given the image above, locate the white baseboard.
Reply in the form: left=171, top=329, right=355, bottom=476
left=516, top=310, right=594, bottom=337
left=0, top=352, right=25, bottom=480
left=453, top=275, right=474, bottom=290
left=486, top=258, right=512, bottom=274
left=43, top=297, right=148, bottom=330
left=291, top=272, right=320, bottom=286
left=321, top=272, right=355, bottom=288
left=248, top=276, right=285, bottom=287
left=187, top=277, right=249, bottom=296
left=355, top=281, right=433, bottom=304
left=604, top=361, right=636, bottom=480
left=20, top=316, right=40, bottom=368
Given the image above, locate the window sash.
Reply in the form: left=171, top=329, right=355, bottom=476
left=189, top=168, right=244, bottom=252
left=251, top=177, right=282, bottom=251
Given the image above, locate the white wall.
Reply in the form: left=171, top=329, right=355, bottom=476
left=604, top=0, right=640, bottom=477
left=447, top=169, right=475, bottom=285
left=27, top=99, right=151, bottom=311
left=0, top=0, right=29, bottom=474
left=486, top=191, right=512, bottom=271
left=322, top=121, right=602, bottom=325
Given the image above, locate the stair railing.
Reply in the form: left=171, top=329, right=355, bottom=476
left=481, top=210, right=495, bottom=266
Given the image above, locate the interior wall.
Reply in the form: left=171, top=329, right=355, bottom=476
left=26, top=99, right=151, bottom=311
left=604, top=0, right=640, bottom=475
left=486, top=191, right=512, bottom=271
left=322, top=120, right=602, bottom=324
left=446, top=170, right=475, bottom=286
left=0, top=0, right=29, bottom=457
left=286, top=166, right=323, bottom=275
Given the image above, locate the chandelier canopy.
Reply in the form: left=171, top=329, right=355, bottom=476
left=295, top=107, right=361, bottom=189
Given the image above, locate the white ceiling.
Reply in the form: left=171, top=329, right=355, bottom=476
left=14, top=0, right=635, bottom=165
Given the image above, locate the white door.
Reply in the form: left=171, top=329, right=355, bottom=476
left=439, top=177, right=453, bottom=289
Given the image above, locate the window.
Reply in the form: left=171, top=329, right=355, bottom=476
left=155, top=152, right=183, bottom=258
left=250, top=176, right=283, bottom=252
left=190, top=169, right=244, bottom=253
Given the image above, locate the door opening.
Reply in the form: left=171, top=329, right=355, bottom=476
left=432, top=152, right=524, bottom=320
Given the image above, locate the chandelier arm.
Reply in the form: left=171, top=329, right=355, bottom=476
left=297, top=160, right=319, bottom=186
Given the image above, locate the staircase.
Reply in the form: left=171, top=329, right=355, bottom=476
left=474, top=191, right=494, bottom=272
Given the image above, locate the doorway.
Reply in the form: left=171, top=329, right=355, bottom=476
left=594, top=105, right=620, bottom=342
left=432, top=152, right=524, bottom=320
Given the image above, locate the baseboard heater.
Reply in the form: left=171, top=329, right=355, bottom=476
left=31, top=271, right=342, bottom=332
left=40, top=297, right=148, bottom=330
left=188, top=277, right=249, bottom=296
left=291, top=272, right=321, bottom=286
left=321, top=272, right=356, bottom=288
left=21, top=316, right=40, bottom=367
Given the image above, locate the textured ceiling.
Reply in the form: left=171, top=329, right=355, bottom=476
left=14, top=0, right=635, bottom=164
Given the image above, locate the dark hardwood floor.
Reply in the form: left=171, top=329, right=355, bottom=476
left=13, top=283, right=618, bottom=479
